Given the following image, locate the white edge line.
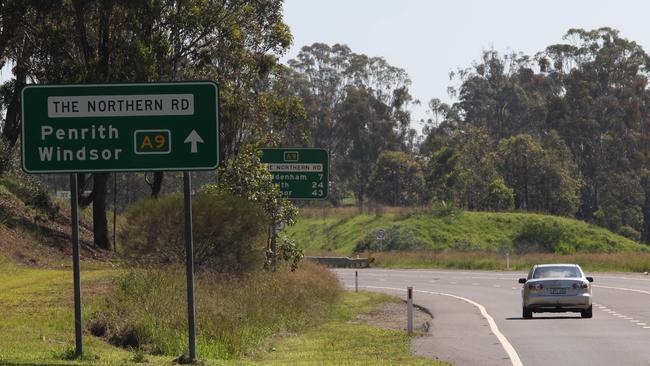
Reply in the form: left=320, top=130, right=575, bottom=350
left=350, top=285, right=523, bottom=366
left=594, top=285, right=650, bottom=295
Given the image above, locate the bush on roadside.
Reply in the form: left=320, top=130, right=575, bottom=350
left=119, top=190, right=268, bottom=273
left=515, top=220, right=571, bottom=254
left=618, top=225, right=640, bottom=242
left=88, top=261, right=342, bottom=359
left=353, top=225, right=428, bottom=252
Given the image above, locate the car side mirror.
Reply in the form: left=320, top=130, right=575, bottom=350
left=518, top=278, right=527, bottom=284
left=586, top=277, right=594, bottom=283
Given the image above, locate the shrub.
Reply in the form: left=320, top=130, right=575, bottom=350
left=89, top=261, right=341, bottom=359
left=618, top=225, right=640, bottom=242
left=119, top=190, right=267, bottom=273
left=353, top=225, right=428, bottom=252
left=515, top=220, right=570, bottom=254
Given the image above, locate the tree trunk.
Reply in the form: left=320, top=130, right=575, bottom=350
left=146, top=171, right=164, bottom=198
left=642, top=189, right=650, bottom=244
left=92, top=173, right=110, bottom=250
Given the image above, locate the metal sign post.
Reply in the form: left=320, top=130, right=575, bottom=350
left=183, top=172, right=197, bottom=362
left=69, top=174, right=83, bottom=357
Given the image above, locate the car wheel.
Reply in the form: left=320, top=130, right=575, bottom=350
left=581, top=306, right=593, bottom=319
left=523, top=307, right=533, bottom=319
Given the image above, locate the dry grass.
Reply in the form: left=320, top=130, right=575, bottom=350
left=299, top=205, right=428, bottom=219
left=90, top=260, right=342, bottom=359
left=372, top=250, right=650, bottom=272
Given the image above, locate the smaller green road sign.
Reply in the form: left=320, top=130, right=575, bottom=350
left=260, top=148, right=329, bottom=200
left=21, top=81, right=218, bottom=173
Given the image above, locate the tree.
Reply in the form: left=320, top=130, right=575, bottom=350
left=496, top=133, right=582, bottom=215
left=287, top=43, right=414, bottom=204
left=542, top=28, right=650, bottom=224
left=1, top=0, right=294, bottom=249
left=367, top=150, right=425, bottom=206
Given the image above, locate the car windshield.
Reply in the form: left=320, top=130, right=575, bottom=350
left=533, top=266, right=581, bottom=279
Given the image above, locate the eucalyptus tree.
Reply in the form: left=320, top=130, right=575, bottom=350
left=288, top=43, right=414, bottom=204
left=0, top=0, right=294, bottom=249
left=541, top=27, right=650, bottom=233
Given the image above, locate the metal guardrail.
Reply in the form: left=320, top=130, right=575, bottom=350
left=306, top=256, right=370, bottom=268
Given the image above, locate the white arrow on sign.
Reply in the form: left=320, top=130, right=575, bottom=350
left=184, top=130, right=204, bottom=153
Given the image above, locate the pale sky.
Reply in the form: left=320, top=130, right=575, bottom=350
left=3, top=1, right=649, bottom=133
left=282, top=0, right=650, bottom=129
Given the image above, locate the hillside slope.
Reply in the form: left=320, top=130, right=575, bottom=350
left=287, top=208, right=648, bottom=255
left=0, top=174, right=109, bottom=266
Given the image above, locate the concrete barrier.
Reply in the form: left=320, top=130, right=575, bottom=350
left=306, top=256, right=370, bottom=268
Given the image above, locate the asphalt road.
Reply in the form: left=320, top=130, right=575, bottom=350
left=335, top=268, right=650, bottom=366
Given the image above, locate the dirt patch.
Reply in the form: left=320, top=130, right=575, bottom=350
left=355, top=300, right=432, bottom=333
left=0, top=190, right=112, bottom=267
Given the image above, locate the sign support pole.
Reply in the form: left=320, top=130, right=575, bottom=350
left=69, top=174, right=83, bottom=357
left=183, top=171, right=197, bottom=362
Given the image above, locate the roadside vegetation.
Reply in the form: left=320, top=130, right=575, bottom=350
left=289, top=207, right=650, bottom=272
left=88, top=262, right=341, bottom=360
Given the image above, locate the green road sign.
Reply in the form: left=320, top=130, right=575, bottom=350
left=21, top=81, right=218, bottom=173
left=260, top=148, right=329, bottom=200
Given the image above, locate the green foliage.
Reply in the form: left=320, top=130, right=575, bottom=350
left=496, top=133, right=581, bottom=215
left=424, top=146, right=458, bottom=203
left=276, top=233, right=304, bottom=271
left=353, top=225, right=428, bottom=253
left=483, top=179, right=514, bottom=211
left=515, top=221, right=570, bottom=254
left=215, top=145, right=298, bottom=226
left=119, top=190, right=267, bottom=274
left=367, top=151, right=425, bottom=206
left=618, top=225, right=641, bottom=241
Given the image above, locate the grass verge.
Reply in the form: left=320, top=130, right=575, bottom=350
left=90, top=261, right=342, bottom=360
left=250, top=291, right=451, bottom=366
left=0, top=264, right=450, bottom=365
left=0, top=264, right=173, bottom=365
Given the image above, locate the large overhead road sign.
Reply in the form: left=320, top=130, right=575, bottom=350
left=260, top=148, right=329, bottom=200
left=21, top=81, right=219, bottom=173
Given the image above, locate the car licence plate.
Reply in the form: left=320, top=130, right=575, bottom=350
left=549, top=288, right=566, bottom=295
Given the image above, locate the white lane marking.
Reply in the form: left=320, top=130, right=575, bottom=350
left=644, top=326, right=650, bottom=329
left=354, top=285, right=523, bottom=366
left=493, top=285, right=501, bottom=288
left=631, top=320, right=640, bottom=323
left=594, top=285, right=650, bottom=295
left=638, top=323, right=647, bottom=326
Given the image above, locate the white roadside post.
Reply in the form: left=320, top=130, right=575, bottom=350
left=407, top=287, right=413, bottom=334
left=355, top=270, right=359, bottom=292
left=506, top=251, right=510, bottom=270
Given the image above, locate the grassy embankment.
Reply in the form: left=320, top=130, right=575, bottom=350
left=0, top=263, right=448, bottom=366
left=288, top=207, right=650, bottom=272
left=0, top=175, right=446, bottom=365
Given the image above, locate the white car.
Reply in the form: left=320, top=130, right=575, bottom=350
left=518, top=264, right=593, bottom=319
